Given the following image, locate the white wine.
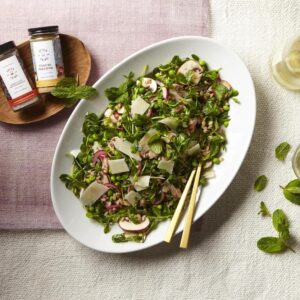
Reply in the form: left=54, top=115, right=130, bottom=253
left=272, top=36, right=300, bottom=90
left=292, top=145, right=300, bottom=178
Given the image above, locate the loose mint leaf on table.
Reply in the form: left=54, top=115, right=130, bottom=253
left=282, top=179, right=300, bottom=205
left=275, top=142, right=291, bottom=161
left=254, top=175, right=268, bottom=192
left=51, top=77, right=97, bottom=107
left=258, top=201, right=271, bottom=217
left=257, top=237, right=287, bottom=253
left=272, top=209, right=290, bottom=241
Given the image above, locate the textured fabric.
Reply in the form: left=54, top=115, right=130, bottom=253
left=1, top=1, right=300, bottom=300
left=0, top=0, right=209, bottom=229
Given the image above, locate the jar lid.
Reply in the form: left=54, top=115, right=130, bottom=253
left=0, top=41, right=16, bottom=55
left=28, top=26, right=59, bottom=35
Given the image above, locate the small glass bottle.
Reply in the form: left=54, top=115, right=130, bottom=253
left=292, top=144, right=300, bottom=178
left=28, top=26, right=65, bottom=93
left=0, top=41, right=41, bottom=112
left=271, top=36, right=300, bottom=90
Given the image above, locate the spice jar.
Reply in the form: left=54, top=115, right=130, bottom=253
left=0, top=41, right=41, bottom=112
left=28, top=26, right=65, bottom=93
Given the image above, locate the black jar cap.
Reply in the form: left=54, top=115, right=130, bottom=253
left=0, top=41, right=16, bottom=55
left=28, top=26, right=59, bottom=35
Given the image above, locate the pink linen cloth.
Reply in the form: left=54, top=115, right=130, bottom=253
left=0, top=0, right=209, bottom=229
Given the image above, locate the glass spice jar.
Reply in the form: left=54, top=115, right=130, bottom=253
left=28, top=25, right=65, bottom=93
left=0, top=41, right=41, bottom=112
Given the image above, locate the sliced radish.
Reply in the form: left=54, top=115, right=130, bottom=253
left=119, top=217, right=150, bottom=232
left=131, top=96, right=150, bottom=116
left=108, top=158, right=129, bottom=174
left=142, top=78, right=157, bottom=92
left=80, top=182, right=109, bottom=206
left=113, top=137, right=141, bottom=161
left=158, top=159, right=174, bottom=174
left=162, top=87, right=169, bottom=100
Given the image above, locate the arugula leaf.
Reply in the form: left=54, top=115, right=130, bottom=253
left=204, top=69, right=219, bottom=80
left=257, top=237, right=286, bottom=253
left=112, top=233, right=144, bottom=243
left=254, top=175, right=268, bottom=192
left=203, top=100, right=220, bottom=116
left=275, top=142, right=291, bottom=161
left=258, top=201, right=271, bottom=217
left=105, top=72, right=134, bottom=102
left=282, top=179, right=300, bottom=205
left=214, top=83, right=228, bottom=101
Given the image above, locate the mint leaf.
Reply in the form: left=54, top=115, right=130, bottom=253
left=257, top=237, right=286, bottom=253
left=254, top=175, right=268, bottom=192
left=275, top=142, right=291, bottom=161
left=258, top=201, right=271, bottom=217
left=282, top=179, right=300, bottom=205
left=51, top=77, right=97, bottom=107
left=56, top=77, right=77, bottom=88
left=272, top=209, right=290, bottom=241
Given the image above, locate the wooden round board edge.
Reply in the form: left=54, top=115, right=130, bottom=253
left=0, top=34, right=91, bottom=125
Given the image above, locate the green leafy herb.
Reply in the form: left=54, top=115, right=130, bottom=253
left=214, top=83, right=228, bottom=101
left=258, top=201, right=271, bottom=217
left=272, top=209, right=290, bottom=241
left=275, top=142, right=291, bottom=161
left=257, top=237, right=287, bottom=253
left=254, top=175, right=268, bottom=192
left=51, top=77, right=97, bottom=107
left=112, top=233, right=144, bottom=243
left=203, top=100, right=220, bottom=116
left=282, top=179, right=300, bottom=205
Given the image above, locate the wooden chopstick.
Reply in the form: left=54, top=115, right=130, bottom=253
left=180, top=163, right=202, bottom=249
left=164, top=170, right=196, bottom=243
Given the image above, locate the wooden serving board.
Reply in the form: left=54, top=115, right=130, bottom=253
left=0, top=34, right=91, bottom=125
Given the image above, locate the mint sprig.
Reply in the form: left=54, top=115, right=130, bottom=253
left=257, top=208, right=295, bottom=254
left=51, top=77, right=97, bottom=107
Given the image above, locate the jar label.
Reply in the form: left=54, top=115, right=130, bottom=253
left=0, top=55, right=33, bottom=100
left=31, top=39, right=64, bottom=86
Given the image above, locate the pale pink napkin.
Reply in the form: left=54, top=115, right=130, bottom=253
left=0, top=0, right=209, bottom=229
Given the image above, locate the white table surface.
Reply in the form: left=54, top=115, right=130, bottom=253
left=1, top=1, right=300, bottom=299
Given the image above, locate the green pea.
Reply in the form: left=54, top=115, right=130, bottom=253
left=116, top=175, right=122, bottom=181
left=122, top=174, right=128, bottom=179
left=223, top=104, right=229, bottom=111
left=87, top=136, right=94, bottom=144
left=168, top=69, right=175, bottom=77
left=213, top=158, right=221, bottom=164
left=136, top=80, right=141, bottom=87
left=111, top=175, right=116, bottom=182
left=138, top=87, right=145, bottom=94
left=92, top=133, right=98, bottom=141
left=199, top=59, right=206, bottom=66
left=224, top=121, right=229, bottom=127
left=118, top=131, right=125, bottom=138
left=107, top=190, right=113, bottom=197
left=115, top=182, right=120, bottom=186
